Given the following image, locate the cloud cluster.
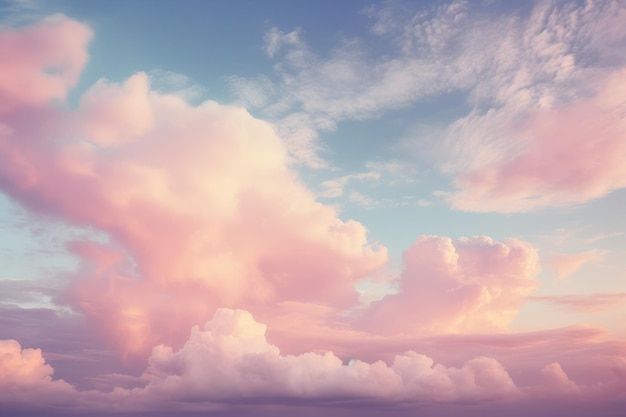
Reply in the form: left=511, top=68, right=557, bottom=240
left=140, top=308, right=518, bottom=403
left=361, top=236, right=540, bottom=334
left=0, top=15, right=387, bottom=356
left=2, top=309, right=626, bottom=414
left=382, top=0, right=626, bottom=212
left=447, top=68, right=626, bottom=212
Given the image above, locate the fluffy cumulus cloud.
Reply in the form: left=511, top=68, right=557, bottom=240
left=0, top=339, right=76, bottom=406
left=0, top=15, right=387, bottom=357
left=3, top=310, right=625, bottom=414
left=361, top=236, right=541, bottom=334
left=139, top=308, right=519, bottom=404
left=540, top=362, right=580, bottom=395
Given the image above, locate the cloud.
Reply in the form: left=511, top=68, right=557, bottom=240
left=319, top=171, right=381, bottom=198
left=348, top=191, right=380, bottom=209
left=0, top=14, right=387, bottom=358
left=540, top=363, right=580, bottom=394
left=0, top=14, right=92, bottom=111
left=0, top=339, right=76, bottom=406
left=318, top=160, right=417, bottom=200
left=545, top=249, right=606, bottom=280
left=132, top=319, right=626, bottom=407
left=360, top=236, right=541, bottom=334
left=148, top=69, right=206, bottom=102
left=530, top=293, right=626, bottom=313
left=0, top=279, right=57, bottom=307
left=2, top=319, right=626, bottom=414
left=230, top=3, right=479, bottom=167
left=263, top=27, right=303, bottom=58
left=76, top=73, right=155, bottom=147
left=446, top=68, right=626, bottom=212
left=230, top=0, right=522, bottom=167
left=582, top=232, right=625, bottom=244
left=140, top=308, right=518, bottom=404
left=232, top=0, right=626, bottom=212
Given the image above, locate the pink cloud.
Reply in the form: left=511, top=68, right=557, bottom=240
left=448, top=68, right=626, bottom=212
left=0, top=14, right=91, bottom=112
left=76, top=73, right=155, bottom=147
left=139, top=308, right=519, bottom=403
left=0, top=16, right=387, bottom=357
left=545, top=249, right=606, bottom=280
left=530, top=292, right=626, bottom=313
left=2, top=312, right=625, bottom=414
left=540, top=363, right=580, bottom=395
left=0, top=339, right=76, bottom=406
left=360, top=236, right=540, bottom=334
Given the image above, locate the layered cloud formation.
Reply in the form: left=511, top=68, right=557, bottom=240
left=2, top=308, right=625, bottom=414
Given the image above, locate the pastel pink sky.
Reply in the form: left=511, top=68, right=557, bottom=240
left=0, top=2, right=625, bottom=416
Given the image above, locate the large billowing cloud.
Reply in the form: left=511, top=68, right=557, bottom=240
left=360, top=236, right=540, bottom=334
left=0, top=15, right=387, bottom=356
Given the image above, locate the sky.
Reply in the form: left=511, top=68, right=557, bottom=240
left=0, top=0, right=625, bottom=416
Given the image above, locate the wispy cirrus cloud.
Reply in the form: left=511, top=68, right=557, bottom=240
left=545, top=249, right=607, bottom=280
left=231, top=0, right=626, bottom=212
left=530, top=292, right=626, bottom=313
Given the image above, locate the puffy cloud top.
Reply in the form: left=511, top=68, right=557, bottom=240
left=142, top=308, right=519, bottom=403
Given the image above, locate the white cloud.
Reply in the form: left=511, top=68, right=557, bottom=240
left=319, top=171, right=381, bottom=198
left=317, top=160, right=419, bottom=207
left=148, top=69, right=206, bottom=102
